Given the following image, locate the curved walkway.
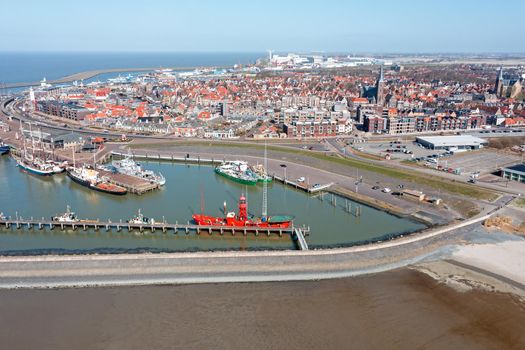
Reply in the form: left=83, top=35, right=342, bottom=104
left=0, top=212, right=494, bottom=289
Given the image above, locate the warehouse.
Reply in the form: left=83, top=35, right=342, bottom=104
left=416, top=135, right=488, bottom=150
left=501, top=164, right=525, bottom=183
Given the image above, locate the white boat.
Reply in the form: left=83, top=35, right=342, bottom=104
left=127, top=209, right=155, bottom=225
left=52, top=206, right=79, bottom=222
left=112, top=156, right=166, bottom=186
left=46, top=160, right=66, bottom=174
left=15, top=155, right=55, bottom=176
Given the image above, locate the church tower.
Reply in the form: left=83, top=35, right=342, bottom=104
left=495, top=66, right=504, bottom=97
left=376, top=65, right=385, bottom=106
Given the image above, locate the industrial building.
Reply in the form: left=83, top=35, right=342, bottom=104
left=501, top=164, right=525, bottom=183
left=415, top=135, right=488, bottom=150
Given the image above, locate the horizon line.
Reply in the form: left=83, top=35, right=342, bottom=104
left=1, top=50, right=525, bottom=56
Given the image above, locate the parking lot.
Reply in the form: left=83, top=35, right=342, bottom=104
left=357, top=140, right=438, bottom=160
left=441, top=150, right=522, bottom=175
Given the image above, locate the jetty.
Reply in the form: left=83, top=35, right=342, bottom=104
left=1, top=66, right=228, bottom=89
left=0, top=218, right=310, bottom=250
left=97, top=169, right=159, bottom=195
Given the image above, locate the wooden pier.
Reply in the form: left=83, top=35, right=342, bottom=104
left=272, top=175, right=334, bottom=194
left=0, top=218, right=310, bottom=250
left=97, top=170, right=159, bottom=195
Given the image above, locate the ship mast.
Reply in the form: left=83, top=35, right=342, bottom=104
left=38, top=127, right=45, bottom=160
left=72, top=145, right=76, bottom=168
left=262, top=141, right=268, bottom=221
left=28, top=122, right=35, bottom=159
left=19, top=119, right=27, bottom=158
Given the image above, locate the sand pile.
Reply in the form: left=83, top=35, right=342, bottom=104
left=484, top=216, right=525, bottom=235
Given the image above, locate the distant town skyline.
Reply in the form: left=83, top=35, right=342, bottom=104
left=1, top=0, right=524, bottom=53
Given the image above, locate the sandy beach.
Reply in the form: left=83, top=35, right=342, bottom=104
left=0, top=268, right=524, bottom=350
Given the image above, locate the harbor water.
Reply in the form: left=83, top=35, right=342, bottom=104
left=0, top=156, right=424, bottom=254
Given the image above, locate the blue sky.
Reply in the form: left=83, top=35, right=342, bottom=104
left=1, top=0, right=523, bottom=53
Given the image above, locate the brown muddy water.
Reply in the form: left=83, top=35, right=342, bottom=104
left=0, top=269, right=524, bottom=350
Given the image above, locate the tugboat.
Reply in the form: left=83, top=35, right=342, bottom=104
left=51, top=205, right=79, bottom=222
left=67, top=166, right=128, bottom=195
left=192, top=195, right=294, bottom=228
left=127, top=209, right=155, bottom=225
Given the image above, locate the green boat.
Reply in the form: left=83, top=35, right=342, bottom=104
left=257, top=174, right=273, bottom=183
left=214, top=166, right=258, bottom=185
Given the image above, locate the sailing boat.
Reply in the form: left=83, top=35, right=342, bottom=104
left=14, top=121, right=54, bottom=176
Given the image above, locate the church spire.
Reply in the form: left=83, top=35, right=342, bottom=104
left=376, top=65, right=385, bottom=106
left=495, top=66, right=504, bottom=97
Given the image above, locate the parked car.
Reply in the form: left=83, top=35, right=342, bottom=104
left=372, top=186, right=380, bottom=190
left=297, top=177, right=305, bottom=183
left=382, top=187, right=392, bottom=193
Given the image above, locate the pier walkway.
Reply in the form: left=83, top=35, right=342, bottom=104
left=293, top=228, right=309, bottom=250
left=0, top=218, right=310, bottom=249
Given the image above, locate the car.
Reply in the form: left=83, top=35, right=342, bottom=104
left=297, top=177, right=305, bottom=183
left=382, top=187, right=392, bottom=193
left=372, top=186, right=380, bottom=190
left=313, top=183, right=321, bottom=188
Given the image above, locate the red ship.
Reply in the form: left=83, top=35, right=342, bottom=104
left=192, top=195, right=294, bottom=228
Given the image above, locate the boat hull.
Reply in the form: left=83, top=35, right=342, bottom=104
left=214, top=168, right=258, bottom=185
left=192, top=214, right=292, bottom=228
left=67, top=171, right=127, bottom=195
left=17, top=160, right=54, bottom=176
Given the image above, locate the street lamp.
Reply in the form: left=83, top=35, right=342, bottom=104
left=280, top=164, right=287, bottom=180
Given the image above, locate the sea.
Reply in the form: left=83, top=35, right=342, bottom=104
left=0, top=51, right=264, bottom=84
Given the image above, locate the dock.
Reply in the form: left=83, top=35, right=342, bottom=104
left=111, top=151, right=335, bottom=193
left=97, top=169, right=159, bottom=195
left=0, top=218, right=310, bottom=250
left=272, top=175, right=334, bottom=193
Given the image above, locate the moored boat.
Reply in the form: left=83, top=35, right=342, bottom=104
left=52, top=205, right=79, bottom=222
left=193, top=195, right=294, bottom=228
left=112, top=156, right=166, bottom=186
left=14, top=155, right=55, bottom=176
left=127, top=209, right=155, bottom=225
left=67, top=166, right=127, bottom=195
left=214, top=161, right=259, bottom=185
left=0, top=141, right=10, bottom=155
